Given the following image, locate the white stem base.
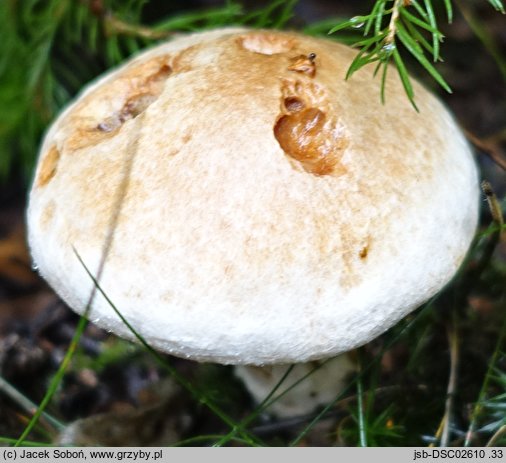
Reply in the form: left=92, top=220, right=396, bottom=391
left=234, top=354, right=356, bottom=418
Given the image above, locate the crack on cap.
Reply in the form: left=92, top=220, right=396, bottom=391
left=96, top=63, right=172, bottom=134
left=63, top=59, right=173, bottom=152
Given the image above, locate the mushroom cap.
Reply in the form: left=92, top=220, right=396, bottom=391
left=27, top=28, right=479, bottom=365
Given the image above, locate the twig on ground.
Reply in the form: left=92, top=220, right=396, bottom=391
left=429, top=319, right=459, bottom=447
left=104, top=14, right=173, bottom=40
left=441, top=319, right=460, bottom=446
left=85, top=0, right=173, bottom=40
left=465, top=130, right=506, bottom=171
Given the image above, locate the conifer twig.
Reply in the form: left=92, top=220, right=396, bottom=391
left=328, top=0, right=504, bottom=107
left=104, top=14, right=173, bottom=40
left=441, top=319, right=460, bottom=446
left=465, top=130, right=506, bottom=172
left=386, top=0, right=404, bottom=44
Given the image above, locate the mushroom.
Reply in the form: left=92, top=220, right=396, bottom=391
left=27, top=28, right=479, bottom=417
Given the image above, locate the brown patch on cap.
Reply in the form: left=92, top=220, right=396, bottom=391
left=96, top=63, right=172, bottom=132
left=287, top=54, right=317, bottom=77
left=39, top=201, right=55, bottom=230
left=65, top=127, right=117, bottom=152
left=65, top=59, right=173, bottom=152
left=283, top=97, right=305, bottom=113
left=36, top=145, right=60, bottom=187
left=276, top=78, right=348, bottom=176
left=171, top=45, right=201, bottom=74
left=274, top=108, right=348, bottom=176
left=359, top=244, right=369, bottom=260
left=238, top=32, right=296, bottom=55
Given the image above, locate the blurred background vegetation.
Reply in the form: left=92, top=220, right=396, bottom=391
left=0, top=0, right=505, bottom=447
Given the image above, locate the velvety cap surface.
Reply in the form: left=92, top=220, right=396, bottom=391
left=27, top=28, right=479, bottom=364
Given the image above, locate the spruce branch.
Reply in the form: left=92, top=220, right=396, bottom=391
left=2, top=0, right=504, bottom=182
left=0, top=0, right=297, bottom=183
left=386, top=0, right=404, bottom=45
left=329, top=0, right=505, bottom=109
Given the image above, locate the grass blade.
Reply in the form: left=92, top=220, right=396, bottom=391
left=15, top=315, right=88, bottom=446
left=0, top=375, right=64, bottom=433
left=357, top=351, right=367, bottom=447
left=212, top=365, right=296, bottom=447
left=289, top=300, right=438, bottom=446
left=73, top=248, right=262, bottom=447
left=458, top=1, right=506, bottom=83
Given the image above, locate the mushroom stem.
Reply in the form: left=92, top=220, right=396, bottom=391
left=234, top=354, right=356, bottom=418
